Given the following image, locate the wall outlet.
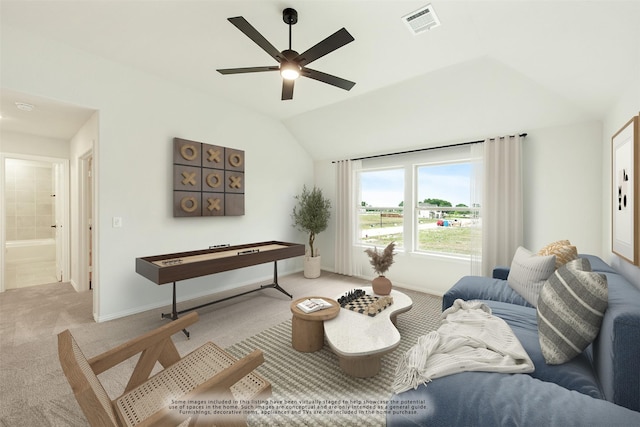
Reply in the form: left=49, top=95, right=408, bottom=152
left=112, top=217, right=123, bottom=228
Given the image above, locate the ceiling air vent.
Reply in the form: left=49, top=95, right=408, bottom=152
left=402, top=4, right=441, bottom=34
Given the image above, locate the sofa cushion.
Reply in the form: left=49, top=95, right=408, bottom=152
left=484, top=300, right=602, bottom=398
left=580, top=253, right=618, bottom=274
left=442, top=254, right=640, bottom=411
left=443, top=276, right=533, bottom=311
left=537, top=258, right=608, bottom=365
left=507, top=246, right=556, bottom=306
left=387, top=371, right=640, bottom=427
left=538, top=240, right=578, bottom=269
left=581, top=255, right=640, bottom=411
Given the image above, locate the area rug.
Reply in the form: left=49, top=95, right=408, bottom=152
left=225, top=290, right=442, bottom=427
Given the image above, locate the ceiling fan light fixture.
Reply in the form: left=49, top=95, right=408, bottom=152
left=280, top=62, right=300, bottom=80
left=218, top=8, right=355, bottom=99
left=15, top=102, right=35, bottom=112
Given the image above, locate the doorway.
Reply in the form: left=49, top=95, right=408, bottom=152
left=1, top=154, right=70, bottom=290
left=79, top=151, right=93, bottom=293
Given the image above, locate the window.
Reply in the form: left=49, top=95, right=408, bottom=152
left=416, top=162, right=478, bottom=255
left=355, top=145, right=479, bottom=257
left=357, top=168, right=404, bottom=248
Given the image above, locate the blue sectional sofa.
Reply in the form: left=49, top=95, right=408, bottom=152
left=387, top=254, right=640, bottom=426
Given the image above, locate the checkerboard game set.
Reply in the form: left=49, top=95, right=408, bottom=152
left=338, top=289, right=394, bottom=317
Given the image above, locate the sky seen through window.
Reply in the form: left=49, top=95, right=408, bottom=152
left=360, top=163, right=472, bottom=208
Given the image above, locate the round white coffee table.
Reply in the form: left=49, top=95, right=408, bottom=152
left=323, top=287, right=413, bottom=377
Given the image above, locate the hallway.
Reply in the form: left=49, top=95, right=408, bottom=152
left=4, top=259, right=57, bottom=289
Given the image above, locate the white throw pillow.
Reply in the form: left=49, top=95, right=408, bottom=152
left=507, top=246, right=556, bottom=306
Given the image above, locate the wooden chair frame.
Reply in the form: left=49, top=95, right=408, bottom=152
left=58, top=312, right=270, bottom=427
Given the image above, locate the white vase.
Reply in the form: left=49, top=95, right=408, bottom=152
left=304, top=255, right=321, bottom=278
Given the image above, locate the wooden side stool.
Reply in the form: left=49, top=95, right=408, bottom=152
left=290, top=297, right=340, bottom=352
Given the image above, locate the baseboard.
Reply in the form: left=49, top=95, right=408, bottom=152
left=353, top=274, right=444, bottom=298
left=96, top=299, right=169, bottom=322
left=392, top=280, right=445, bottom=297
left=95, top=271, right=299, bottom=323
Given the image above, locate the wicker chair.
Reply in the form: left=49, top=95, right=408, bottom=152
left=58, top=312, right=271, bottom=427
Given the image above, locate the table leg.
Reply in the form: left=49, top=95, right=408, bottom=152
left=338, top=355, right=382, bottom=378
left=161, top=282, right=190, bottom=338
left=259, top=261, right=293, bottom=298
left=291, top=315, right=325, bottom=352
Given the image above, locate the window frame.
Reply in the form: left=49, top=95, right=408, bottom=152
left=355, top=145, right=476, bottom=259
left=413, top=160, right=478, bottom=256
left=355, top=166, right=406, bottom=249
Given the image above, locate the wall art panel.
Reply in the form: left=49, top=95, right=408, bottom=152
left=173, top=137, right=245, bottom=217
left=612, top=115, right=639, bottom=265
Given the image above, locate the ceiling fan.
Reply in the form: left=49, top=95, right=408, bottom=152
left=217, top=8, right=356, bottom=100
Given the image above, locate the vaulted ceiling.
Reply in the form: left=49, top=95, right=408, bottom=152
left=2, top=1, right=639, bottom=160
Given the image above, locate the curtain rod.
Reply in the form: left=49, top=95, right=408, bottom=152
left=332, top=133, right=527, bottom=163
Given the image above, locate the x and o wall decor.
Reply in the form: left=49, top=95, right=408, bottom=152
left=173, top=137, right=245, bottom=217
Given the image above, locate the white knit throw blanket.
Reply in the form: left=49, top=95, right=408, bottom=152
left=393, top=299, right=535, bottom=393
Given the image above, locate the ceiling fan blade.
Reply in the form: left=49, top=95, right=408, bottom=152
left=282, top=79, right=295, bottom=100
left=297, top=28, right=354, bottom=67
left=301, top=68, right=356, bottom=91
left=217, top=66, right=279, bottom=75
left=228, top=16, right=284, bottom=62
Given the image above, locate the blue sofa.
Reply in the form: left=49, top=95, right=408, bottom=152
left=387, top=254, right=640, bottom=426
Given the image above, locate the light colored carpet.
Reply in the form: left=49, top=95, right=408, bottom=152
left=0, top=272, right=442, bottom=426
left=228, top=291, right=442, bottom=426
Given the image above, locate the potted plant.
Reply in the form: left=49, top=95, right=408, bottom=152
left=364, top=242, right=396, bottom=295
left=292, top=185, right=331, bottom=278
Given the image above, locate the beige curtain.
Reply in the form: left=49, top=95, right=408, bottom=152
left=480, top=135, right=524, bottom=276
left=334, top=160, right=361, bottom=276
left=470, top=142, right=484, bottom=276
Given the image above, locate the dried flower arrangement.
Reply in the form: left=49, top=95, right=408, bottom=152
left=364, top=242, right=396, bottom=276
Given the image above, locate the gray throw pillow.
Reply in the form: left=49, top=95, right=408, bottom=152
left=537, top=258, right=608, bottom=365
left=507, top=246, right=556, bottom=306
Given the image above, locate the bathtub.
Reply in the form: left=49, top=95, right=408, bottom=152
left=5, top=239, right=56, bottom=263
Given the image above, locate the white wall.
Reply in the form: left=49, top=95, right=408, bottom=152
left=602, top=81, right=640, bottom=289
left=0, top=131, right=69, bottom=158
left=69, top=111, right=98, bottom=293
left=523, top=120, right=603, bottom=254
left=315, top=119, right=605, bottom=295
left=2, top=25, right=314, bottom=321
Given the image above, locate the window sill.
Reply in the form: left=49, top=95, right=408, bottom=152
left=408, top=250, right=473, bottom=262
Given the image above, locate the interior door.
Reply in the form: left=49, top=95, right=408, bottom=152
left=88, top=156, right=93, bottom=289
left=53, top=163, right=64, bottom=281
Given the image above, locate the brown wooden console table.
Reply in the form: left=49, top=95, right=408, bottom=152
left=136, top=241, right=305, bottom=337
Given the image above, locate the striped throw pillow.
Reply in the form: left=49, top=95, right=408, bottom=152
left=538, top=240, right=578, bottom=269
left=537, top=258, right=608, bottom=365
left=507, top=246, right=556, bottom=306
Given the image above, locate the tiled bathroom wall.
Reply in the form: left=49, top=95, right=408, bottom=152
left=4, top=159, right=55, bottom=241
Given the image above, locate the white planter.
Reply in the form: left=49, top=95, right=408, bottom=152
left=304, top=255, right=321, bottom=279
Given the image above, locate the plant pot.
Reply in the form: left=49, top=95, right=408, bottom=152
left=372, top=275, right=392, bottom=295
left=304, top=255, right=321, bottom=279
